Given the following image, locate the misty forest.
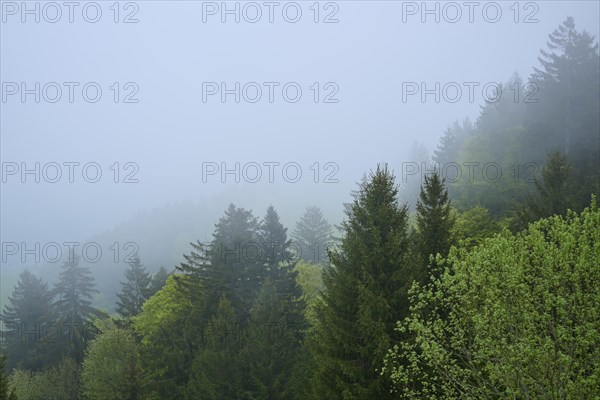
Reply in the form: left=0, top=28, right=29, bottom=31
left=1, top=10, right=600, bottom=400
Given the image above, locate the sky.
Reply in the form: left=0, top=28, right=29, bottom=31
left=1, top=1, right=599, bottom=269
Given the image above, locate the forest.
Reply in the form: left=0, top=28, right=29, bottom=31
left=1, top=17, right=599, bottom=400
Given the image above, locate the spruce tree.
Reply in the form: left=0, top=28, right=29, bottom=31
left=116, top=255, right=151, bottom=319
left=310, top=165, right=411, bottom=399
left=259, top=206, right=306, bottom=334
left=147, top=266, right=170, bottom=297
left=185, top=296, right=249, bottom=400
left=0, top=270, right=56, bottom=371
left=245, top=280, right=299, bottom=400
left=176, top=204, right=262, bottom=396
left=292, top=206, right=333, bottom=264
left=414, top=170, right=455, bottom=281
left=513, top=151, right=577, bottom=231
left=52, top=253, right=102, bottom=363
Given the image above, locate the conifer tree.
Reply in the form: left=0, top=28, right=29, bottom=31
left=309, top=165, right=411, bottom=399
left=147, top=266, right=170, bottom=298
left=53, top=253, right=102, bottom=363
left=513, top=151, right=577, bottom=231
left=292, top=207, right=333, bottom=264
left=414, top=170, right=455, bottom=281
left=116, top=255, right=151, bottom=319
left=0, top=270, right=56, bottom=371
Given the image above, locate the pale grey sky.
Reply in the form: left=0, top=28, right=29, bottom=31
left=1, top=1, right=599, bottom=263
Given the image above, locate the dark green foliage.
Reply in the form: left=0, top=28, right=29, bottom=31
left=116, top=256, right=151, bottom=319
left=0, top=271, right=56, bottom=371
left=512, top=151, right=578, bottom=231
left=414, top=171, right=455, bottom=281
left=309, top=165, right=412, bottom=399
left=147, top=266, right=170, bottom=298
left=292, top=206, right=333, bottom=263
left=173, top=204, right=307, bottom=399
left=184, top=296, right=250, bottom=400
left=52, top=254, right=102, bottom=363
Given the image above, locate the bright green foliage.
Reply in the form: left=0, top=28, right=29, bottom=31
left=0, top=271, right=56, bottom=371
left=0, top=354, right=12, bottom=400
left=81, top=328, right=140, bottom=400
left=384, top=198, right=600, bottom=399
left=453, top=205, right=500, bottom=248
left=294, top=261, right=325, bottom=325
left=116, top=256, right=151, bottom=319
left=9, top=358, right=79, bottom=400
left=309, top=165, right=412, bottom=400
left=133, top=275, right=192, bottom=400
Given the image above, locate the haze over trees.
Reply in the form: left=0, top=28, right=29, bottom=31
left=1, top=17, right=598, bottom=400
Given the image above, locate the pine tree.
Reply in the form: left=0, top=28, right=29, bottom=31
left=310, top=165, right=412, bottom=399
left=0, top=270, right=56, bottom=371
left=414, top=170, right=455, bottom=281
left=52, top=253, right=102, bottom=363
left=292, top=206, right=333, bottom=264
left=116, top=255, right=151, bottom=319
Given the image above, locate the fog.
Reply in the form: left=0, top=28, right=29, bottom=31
left=1, top=1, right=599, bottom=307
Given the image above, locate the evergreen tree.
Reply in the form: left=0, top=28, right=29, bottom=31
left=245, top=280, right=300, bottom=400
left=309, top=165, right=412, bottom=399
left=292, top=206, right=333, bottom=264
left=432, top=119, right=471, bottom=167
left=530, top=17, right=599, bottom=199
left=513, top=151, right=577, bottom=230
left=414, top=170, right=455, bottom=281
left=185, top=296, right=249, bottom=400
left=116, top=256, right=151, bottom=319
left=147, top=266, right=170, bottom=298
left=52, top=253, right=102, bottom=363
left=202, top=204, right=262, bottom=325
left=0, top=271, right=56, bottom=371
left=175, top=205, right=262, bottom=396
left=259, top=206, right=306, bottom=337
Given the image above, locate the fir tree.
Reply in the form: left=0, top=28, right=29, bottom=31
left=292, top=206, right=333, bottom=264
left=414, top=170, right=455, bottom=281
left=310, top=165, right=412, bottom=399
left=52, top=253, right=102, bottom=363
left=245, top=280, right=299, bottom=400
left=116, top=255, right=151, bottom=319
left=147, top=266, right=170, bottom=298
left=0, top=270, right=56, bottom=371
left=185, top=296, right=249, bottom=400
left=513, top=150, right=577, bottom=231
